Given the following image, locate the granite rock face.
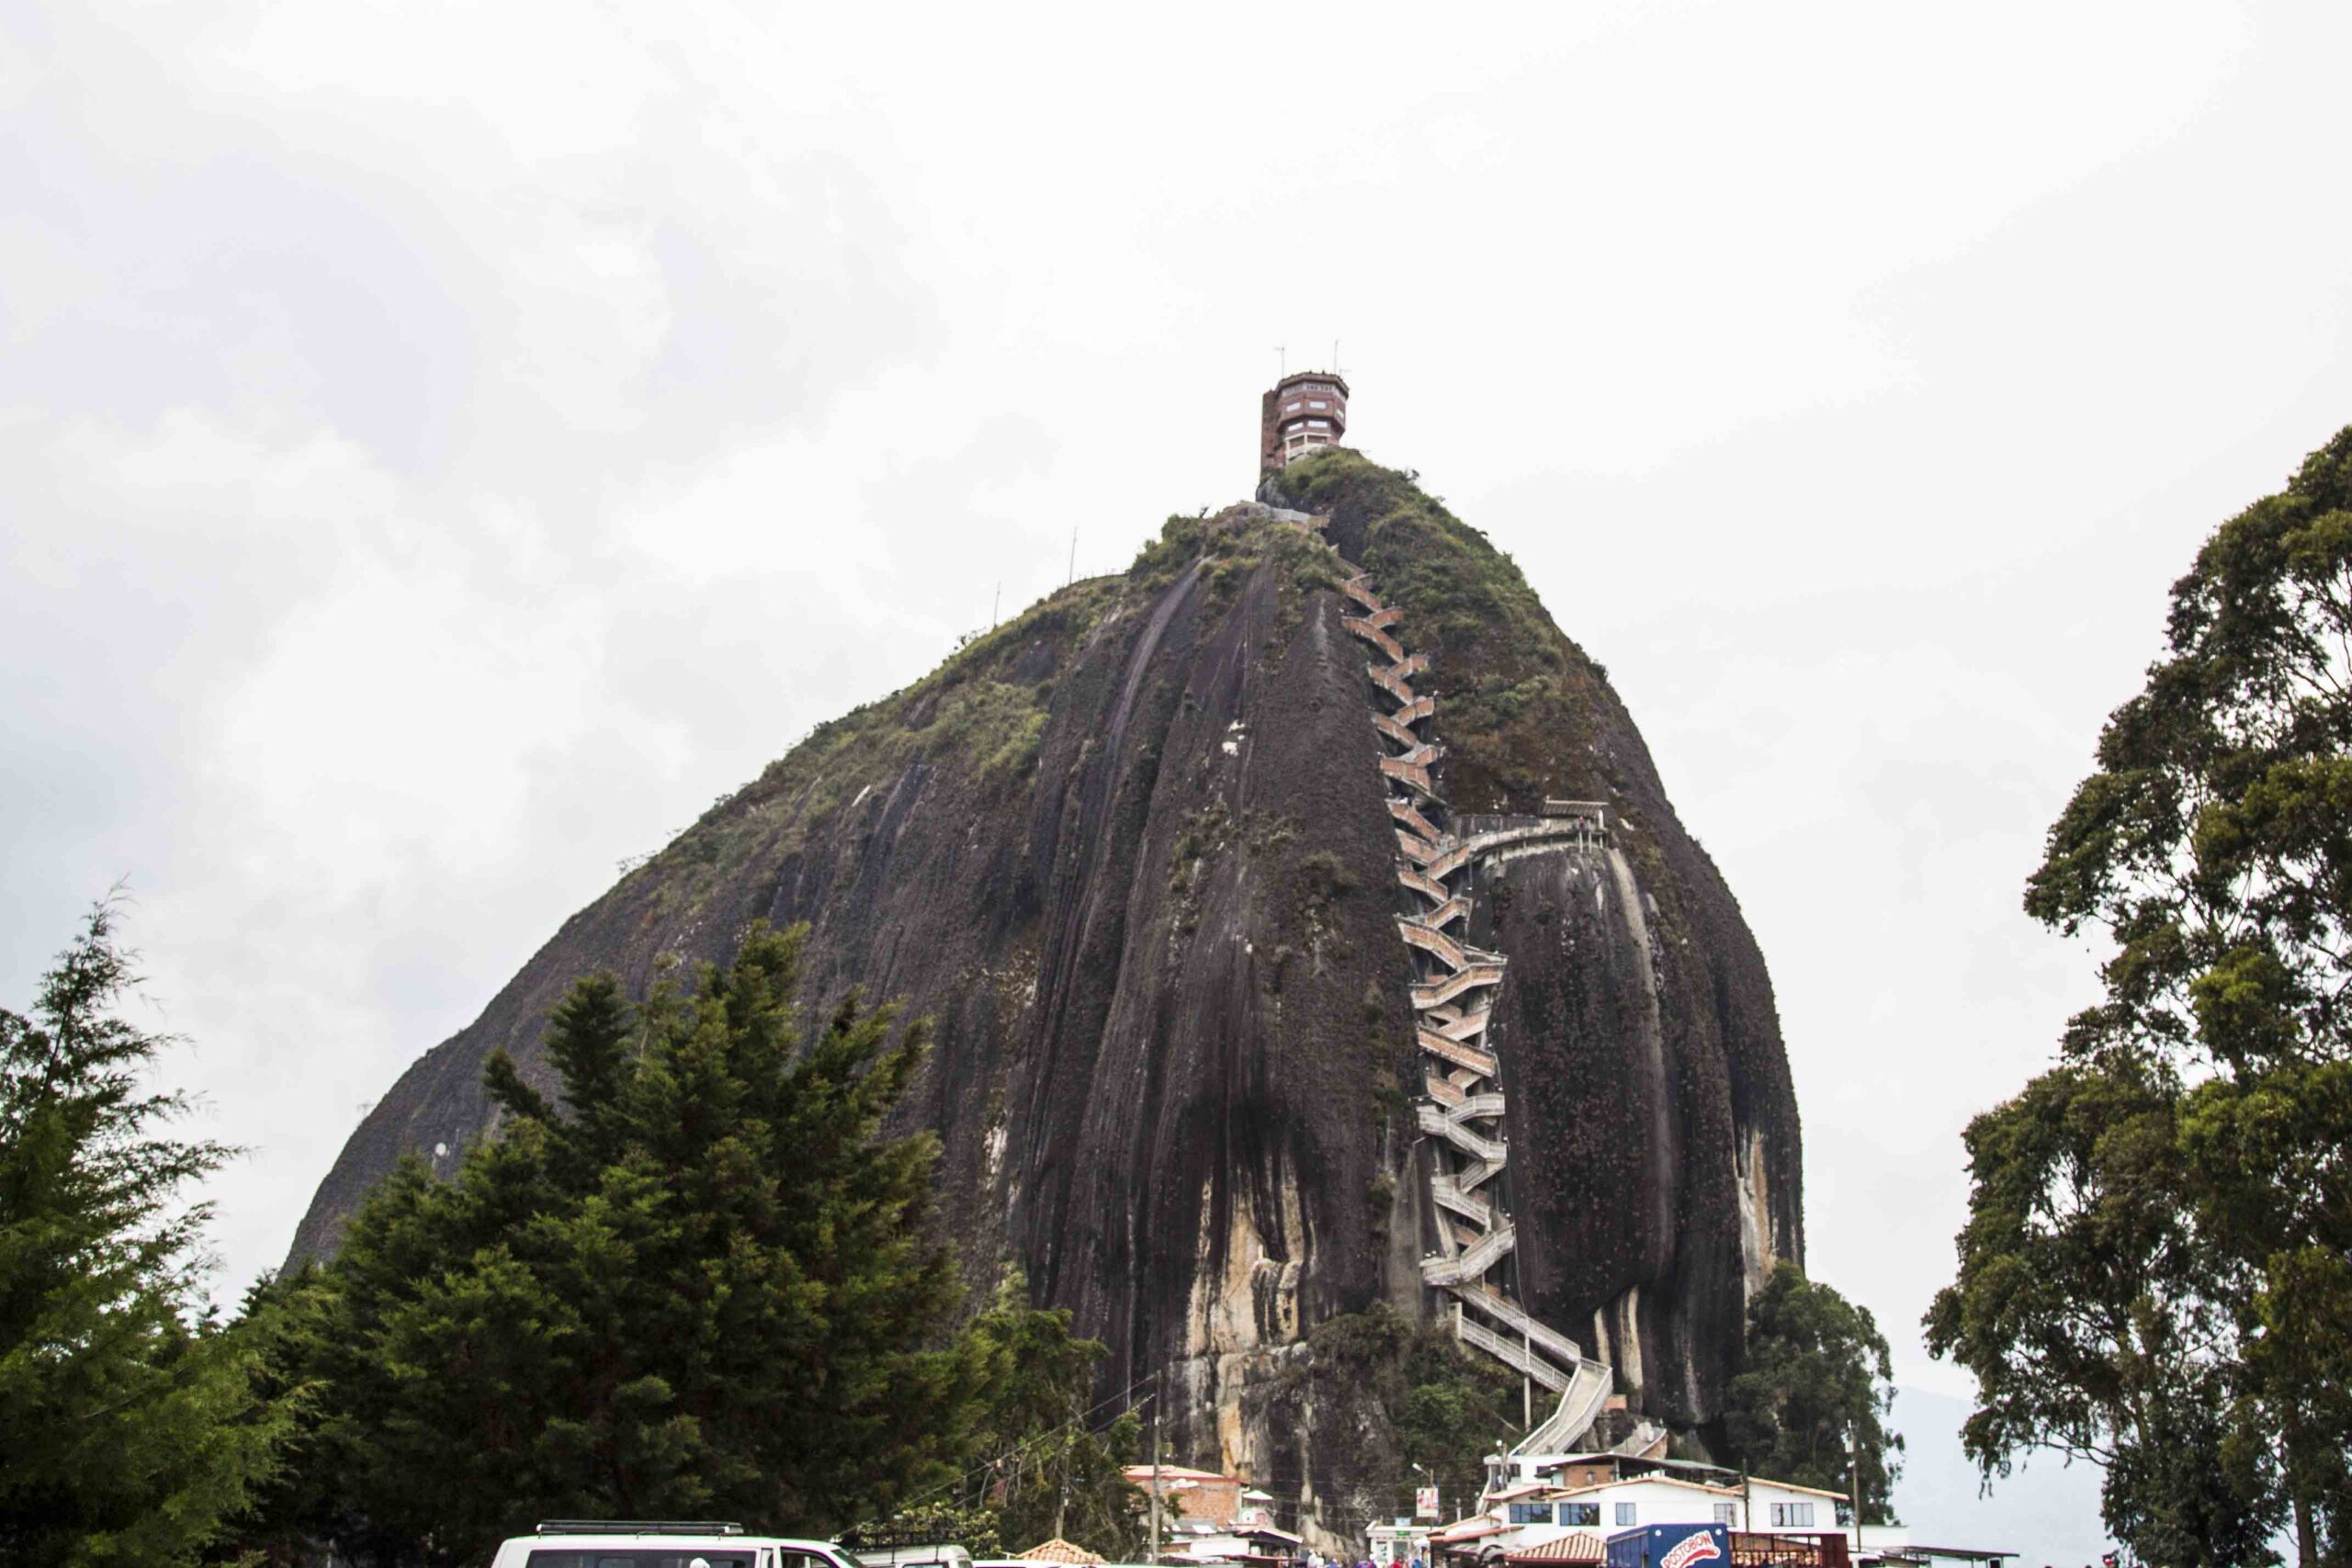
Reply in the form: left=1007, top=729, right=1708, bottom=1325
left=288, top=454, right=1803, bottom=1531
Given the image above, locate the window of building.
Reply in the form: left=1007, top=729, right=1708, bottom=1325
left=1507, top=1504, right=1550, bottom=1526
left=1713, top=1505, right=1738, bottom=1525
left=1558, top=1505, right=1600, bottom=1528
left=1308, top=400, right=1328, bottom=410
left=1285, top=402, right=1302, bottom=414
left=1770, top=1502, right=1816, bottom=1528
left=1613, top=1503, right=1636, bottom=1527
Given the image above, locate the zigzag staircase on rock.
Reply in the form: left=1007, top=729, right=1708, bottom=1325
left=1340, top=568, right=1652, bottom=1461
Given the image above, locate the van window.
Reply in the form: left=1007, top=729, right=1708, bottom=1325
left=527, top=1555, right=757, bottom=1568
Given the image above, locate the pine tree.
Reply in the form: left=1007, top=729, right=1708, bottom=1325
left=256, top=924, right=977, bottom=1566
left=0, top=903, right=288, bottom=1565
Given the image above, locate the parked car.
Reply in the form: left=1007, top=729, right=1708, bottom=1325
left=493, top=1520, right=871, bottom=1568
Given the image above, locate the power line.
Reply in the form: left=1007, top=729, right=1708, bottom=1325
left=863, top=1367, right=1163, bottom=1526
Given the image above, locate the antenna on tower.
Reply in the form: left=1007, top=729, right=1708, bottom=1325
left=1333, top=339, right=1340, bottom=374
left=991, top=581, right=1001, bottom=630
left=1274, top=344, right=1286, bottom=378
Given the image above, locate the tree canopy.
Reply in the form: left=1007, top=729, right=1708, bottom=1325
left=1721, top=1263, right=1902, bottom=1525
left=250, top=925, right=978, bottom=1565
left=244, top=923, right=1146, bottom=1568
left=0, top=904, right=288, bottom=1566
left=958, top=1270, right=1146, bottom=1557
left=1930, top=428, right=2352, bottom=1567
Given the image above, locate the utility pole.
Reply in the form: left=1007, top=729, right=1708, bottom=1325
left=1054, top=1392, right=1070, bottom=1540
left=991, top=581, right=1001, bottom=630
left=1848, top=1421, right=1863, bottom=1542
left=1068, top=523, right=1078, bottom=588
left=1149, top=1365, right=1165, bottom=1566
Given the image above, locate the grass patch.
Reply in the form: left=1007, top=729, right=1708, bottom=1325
left=623, top=575, right=1127, bottom=919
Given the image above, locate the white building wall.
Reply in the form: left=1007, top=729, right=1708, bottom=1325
left=1493, top=1475, right=1850, bottom=1548
left=1740, top=1480, right=1846, bottom=1532
left=1495, top=1479, right=1740, bottom=1548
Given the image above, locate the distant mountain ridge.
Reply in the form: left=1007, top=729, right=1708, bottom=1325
left=1889, top=1387, right=2112, bottom=1562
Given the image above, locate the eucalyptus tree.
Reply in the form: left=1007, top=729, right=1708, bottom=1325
left=1931, top=429, right=2352, bottom=1565
left=1725, top=1264, right=1903, bottom=1526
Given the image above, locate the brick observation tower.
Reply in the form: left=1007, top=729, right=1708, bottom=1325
left=1260, top=369, right=1350, bottom=475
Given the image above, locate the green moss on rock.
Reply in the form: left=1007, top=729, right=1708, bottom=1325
left=1273, top=448, right=1619, bottom=814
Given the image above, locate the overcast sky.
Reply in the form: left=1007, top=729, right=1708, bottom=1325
left=6, top=0, right=2349, bottom=1549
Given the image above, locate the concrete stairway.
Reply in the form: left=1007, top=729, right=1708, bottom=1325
left=1340, top=567, right=1632, bottom=1465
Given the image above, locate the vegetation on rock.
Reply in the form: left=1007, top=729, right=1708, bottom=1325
left=1283, top=1304, right=1526, bottom=1527
left=1128, top=503, right=1348, bottom=603
left=668, top=575, right=1125, bottom=880
left=1272, top=450, right=1622, bottom=819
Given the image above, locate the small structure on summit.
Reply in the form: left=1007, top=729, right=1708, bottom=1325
left=1260, top=368, right=1350, bottom=473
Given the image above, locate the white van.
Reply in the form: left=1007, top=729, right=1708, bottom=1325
left=492, top=1521, right=870, bottom=1568
left=854, top=1547, right=973, bottom=1568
